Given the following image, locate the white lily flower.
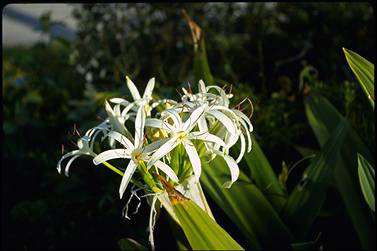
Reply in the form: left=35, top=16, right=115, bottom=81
left=57, top=136, right=96, bottom=176
left=93, top=110, right=178, bottom=199
left=196, top=80, right=254, bottom=161
left=120, top=76, right=156, bottom=117
left=57, top=120, right=110, bottom=176
left=146, top=106, right=226, bottom=181
left=105, top=100, right=129, bottom=136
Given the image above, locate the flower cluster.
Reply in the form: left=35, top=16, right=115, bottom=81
left=57, top=76, right=253, bottom=248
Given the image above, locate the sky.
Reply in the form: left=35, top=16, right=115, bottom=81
left=3, top=4, right=78, bottom=47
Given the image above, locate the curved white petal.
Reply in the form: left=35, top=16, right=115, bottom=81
left=198, top=116, right=208, bottom=134
left=238, top=119, right=252, bottom=152
left=143, top=77, right=155, bottom=98
left=183, top=140, right=201, bottom=181
left=207, top=110, right=237, bottom=135
left=199, top=80, right=207, bottom=94
left=147, top=137, right=179, bottom=169
left=189, top=131, right=226, bottom=147
left=114, top=104, right=121, bottom=116
left=64, top=155, right=81, bottom=176
left=93, top=149, right=132, bottom=165
left=110, top=97, right=130, bottom=105
left=206, top=86, right=230, bottom=107
left=119, top=160, right=138, bottom=198
left=233, top=109, right=253, bottom=132
left=126, top=76, right=141, bottom=100
left=134, top=107, right=146, bottom=148
left=225, top=130, right=240, bottom=149
left=105, top=100, right=115, bottom=117
left=162, top=109, right=182, bottom=129
left=213, top=150, right=239, bottom=188
left=154, top=160, right=179, bottom=182
left=143, top=138, right=169, bottom=154
left=121, top=102, right=136, bottom=118
left=57, top=150, right=81, bottom=173
left=184, top=106, right=205, bottom=132
left=236, top=132, right=246, bottom=163
left=145, top=118, right=174, bottom=131
left=106, top=131, right=134, bottom=149
left=212, top=105, right=237, bottom=120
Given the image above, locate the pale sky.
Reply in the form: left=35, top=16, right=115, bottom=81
left=3, top=4, right=79, bottom=47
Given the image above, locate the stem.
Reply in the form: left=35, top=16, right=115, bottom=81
left=101, top=161, right=124, bottom=176
left=101, top=161, right=144, bottom=188
left=139, top=162, right=163, bottom=193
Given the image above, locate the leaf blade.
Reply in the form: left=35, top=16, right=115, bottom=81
left=357, top=153, right=375, bottom=212
left=283, top=119, right=347, bottom=237
left=343, top=47, right=374, bottom=108
left=304, top=92, right=375, bottom=249
left=200, top=154, right=293, bottom=249
left=237, top=135, right=286, bottom=211
left=171, top=195, right=244, bottom=250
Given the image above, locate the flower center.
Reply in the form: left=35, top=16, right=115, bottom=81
left=131, top=148, right=144, bottom=164
left=176, top=131, right=187, bottom=142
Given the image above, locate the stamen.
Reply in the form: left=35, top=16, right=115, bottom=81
left=148, top=195, right=159, bottom=251
left=122, top=185, right=144, bottom=220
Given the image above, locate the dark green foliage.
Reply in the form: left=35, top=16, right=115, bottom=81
left=2, top=3, right=375, bottom=250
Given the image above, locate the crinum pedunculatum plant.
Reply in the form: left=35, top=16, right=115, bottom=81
left=57, top=77, right=253, bottom=250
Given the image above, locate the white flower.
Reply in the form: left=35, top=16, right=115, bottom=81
left=93, top=110, right=178, bottom=199
left=146, top=107, right=226, bottom=181
left=196, top=80, right=253, bottom=162
left=122, top=76, right=156, bottom=117
left=57, top=120, right=110, bottom=176
left=177, top=80, right=239, bottom=153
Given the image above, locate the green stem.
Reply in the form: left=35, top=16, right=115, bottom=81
left=101, top=161, right=124, bottom=176
left=138, top=162, right=163, bottom=193
left=101, top=161, right=144, bottom=188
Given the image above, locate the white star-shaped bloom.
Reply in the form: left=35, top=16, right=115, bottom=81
left=93, top=109, right=178, bottom=199
left=145, top=106, right=226, bottom=181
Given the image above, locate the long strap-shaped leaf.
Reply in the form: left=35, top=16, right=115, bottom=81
left=304, top=92, right=375, bottom=250
left=343, top=48, right=374, bottom=109
left=283, top=119, right=347, bottom=238
left=201, top=154, right=294, bottom=249
left=236, top=135, right=286, bottom=212
left=357, top=153, right=375, bottom=212
left=159, top=176, right=244, bottom=250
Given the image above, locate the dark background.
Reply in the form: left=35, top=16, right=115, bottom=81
left=2, top=3, right=375, bottom=250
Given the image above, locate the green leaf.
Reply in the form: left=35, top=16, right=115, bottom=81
left=343, top=48, right=374, bottom=108
left=283, top=120, right=347, bottom=238
left=159, top=176, right=243, bottom=251
left=173, top=199, right=244, bottom=250
left=200, top=154, right=293, bottom=249
left=168, top=215, right=191, bottom=250
left=358, top=153, right=375, bottom=212
left=236, top=135, right=286, bottom=211
left=304, top=92, right=375, bottom=249
left=118, top=238, right=147, bottom=251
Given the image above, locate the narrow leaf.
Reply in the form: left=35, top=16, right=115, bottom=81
left=160, top=176, right=244, bottom=250
left=236, top=135, right=287, bottom=211
left=358, top=153, right=375, bottom=212
left=283, top=120, right=347, bottom=238
left=304, top=92, right=375, bottom=250
left=200, top=152, right=293, bottom=249
left=118, top=238, right=147, bottom=251
left=343, top=48, right=374, bottom=108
